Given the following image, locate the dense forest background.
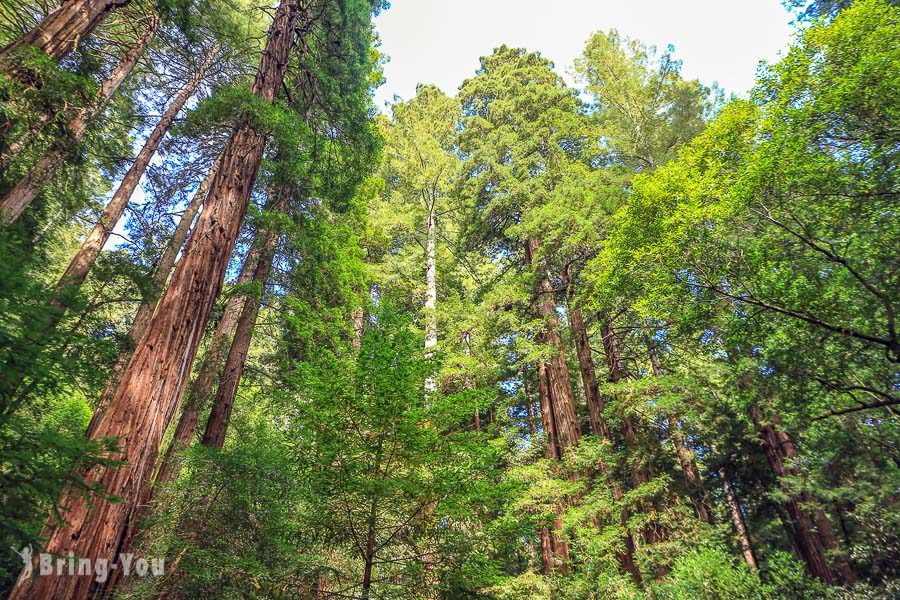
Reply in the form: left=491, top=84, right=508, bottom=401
left=0, top=0, right=897, bottom=598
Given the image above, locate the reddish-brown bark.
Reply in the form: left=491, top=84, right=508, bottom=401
left=87, top=160, right=218, bottom=436
left=201, top=216, right=279, bottom=448
left=748, top=405, right=853, bottom=585
left=646, top=342, right=712, bottom=524
left=526, top=238, right=580, bottom=450
left=55, top=44, right=218, bottom=296
left=153, top=236, right=261, bottom=486
left=598, top=314, right=647, bottom=486
left=523, top=238, right=581, bottom=572
left=564, top=288, right=642, bottom=585
left=0, top=0, right=132, bottom=62
left=0, top=18, right=158, bottom=223
left=570, top=304, right=612, bottom=441
left=9, top=2, right=301, bottom=597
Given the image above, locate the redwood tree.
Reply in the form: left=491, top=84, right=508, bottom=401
left=9, top=0, right=303, bottom=596
left=0, top=16, right=159, bottom=223
left=0, top=0, right=133, bottom=63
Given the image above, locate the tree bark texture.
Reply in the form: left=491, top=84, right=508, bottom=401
left=719, top=466, right=758, bottom=570
left=748, top=404, right=853, bottom=585
left=0, top=18, right=158, bottom=223
left=200, top=213, right=280, bottom=448
left=646, top=341, right=712, bottom=524
left=424, top=207, right=437, bottom=393
left=9, top=1, right=301, bottom=597
left=153, top=237, right=261, bottom=485
left=86, top=158, right=218, bottom=436
left=0, top=0, right=132, bottom=62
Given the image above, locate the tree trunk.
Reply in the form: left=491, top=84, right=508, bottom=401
left=536, top=360, right=559, bottom=460
left=526, top=238, right=580, bottom=450
left=522, top=367, right=537, bottom=436
left=200, top=213, right=280, bottom=448
left=670, top=424, right=712, bottom=524
left=0, top=18, right=158, bottom=223
left=748, top=404, right=840, bottom=585
left=719, top=466, right=758, bottom=570
left=524, top=239, right=580, bottom=573
left=569, top=304, right=611, bottom=441
left=351, top=303, right=365, bottom=350
left=534, top=360, right=570, bottom=570
left=8, top=1, right=301, bottom=597
left=86, top=159, right=218, bottom=436
left=424, top=207, right=437, bottom=392
left=598, top=313, right=646, bottom=486
left=0, top=23, right=157, bottom=410
left=0, top=0, right=132, bottom=62
left=55, top=44, right=217, bottom=297
left=361, top=491, right=379, bottom=599
left=154, top=205, right=265, bottom=487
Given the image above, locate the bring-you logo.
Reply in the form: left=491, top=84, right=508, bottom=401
left=10, top=545, right=164, bottom=584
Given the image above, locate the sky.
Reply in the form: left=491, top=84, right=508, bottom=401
left=373, top=0, right=797, bottom=109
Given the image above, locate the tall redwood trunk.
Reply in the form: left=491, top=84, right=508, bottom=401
left=201, top=215, right=280, bottom=448
left=719, top=466, right=758, bottom=570
left=535, top=360, right=570, bottom=570
left=0, top=18, right=158, bottom=223
left=9, top=1, right=301, bottom=597
left=526, top=239, right=579, bottom=449
left=55, top=44, right=218, bottom=296
left=87, top=161, right=219, bottom=435
left=748, top=405, right=852, bottom=585
left=153, top=240, right=261, bottom=485
left=524, top=238, right=579, bottom=572
left=570, top=304, right=611, bottom=440
left=0, top=0, right=132, bottom=62
left=571, top=314, right=642, bottom=583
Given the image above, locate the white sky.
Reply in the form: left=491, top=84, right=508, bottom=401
left=373, top=0, right=797, bottom=109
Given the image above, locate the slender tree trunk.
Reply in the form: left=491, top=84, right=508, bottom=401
left=561, top=275, right=642, bottom=583
left=0, top=0, right=132, bottom=62
left=352, top=302, right=364, bottom=351
left=200, top=212, right=280, bottom=448
left=599, top=313, right=646, bottom=486
left=9, top=1, right=301, bottom=597
left=670, top=424, right=712, bottom=523
left=813, top=508, right=855, bottom=583
left=719, top=466, right=758, bottom=570
left=424, top=206, right=437, bottom=392
left=86, top=161, right=217, bottom=435
left=748, top=404, right=841, bottom=585
left=0, top=18, right=158, bottom=223
left=424, top=207, right=437, bottom=350
left=0, top=24, right=157, bottom=410
left=55, top=44, right=217, bottom=298
left=569, top=304, right=611, bottom=441
left=154, top=216, right=264, bottom=487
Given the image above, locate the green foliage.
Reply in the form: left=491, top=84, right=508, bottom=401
left=0, top=0, right=897, bottom=598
